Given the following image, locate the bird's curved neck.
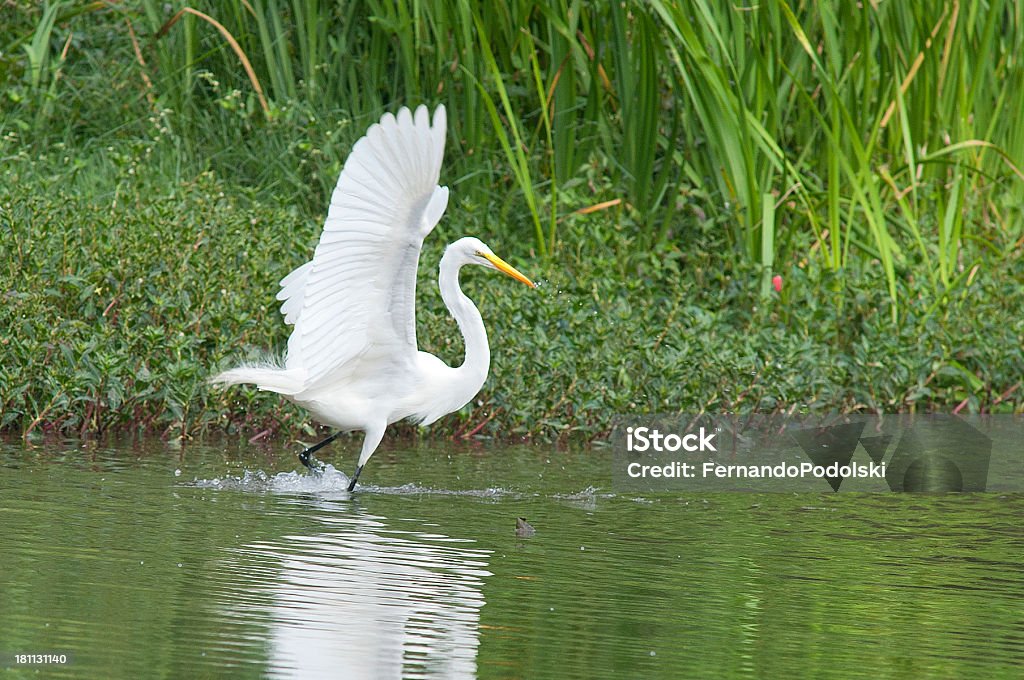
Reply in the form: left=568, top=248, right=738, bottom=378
left=439, top=249, right=489, bottom=383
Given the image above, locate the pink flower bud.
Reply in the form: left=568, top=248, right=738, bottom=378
left=772, top=275, right=783, bottom=292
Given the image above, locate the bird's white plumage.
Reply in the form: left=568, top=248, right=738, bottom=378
left=276, top=105, right=449, bottom=392
left=213, top=104, right=535, bottom=489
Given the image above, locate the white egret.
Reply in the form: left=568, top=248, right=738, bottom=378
left=213, top=105, right=534, bottom=491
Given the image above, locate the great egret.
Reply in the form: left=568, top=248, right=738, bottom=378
left=213, top=105, right=534, bottom=491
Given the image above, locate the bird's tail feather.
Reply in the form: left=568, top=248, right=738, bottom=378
left=210, top=365, right=305, bottom=395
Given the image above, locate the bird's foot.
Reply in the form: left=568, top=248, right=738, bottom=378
left=299, top=449, right=326, bottom=477
left=297, top=431, right=340, bottom=477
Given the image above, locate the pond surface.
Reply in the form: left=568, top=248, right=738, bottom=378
left=1, top=437, right=1022, bottom=679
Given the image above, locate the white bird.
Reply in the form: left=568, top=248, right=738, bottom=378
left=213, top=105, right=534, bottom=491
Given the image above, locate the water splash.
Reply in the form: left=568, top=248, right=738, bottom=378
left=189, top=474, right=634, bottom=502
left=374, top=483, right=517, bottom=498
left=188, top=466, right=522, bottom=498
left=553, top=486, right=614, bottom=501
left=191, top=464, right=352, bottom=493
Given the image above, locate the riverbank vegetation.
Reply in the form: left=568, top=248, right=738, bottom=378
left=2, top=1, right=1022, bottom=441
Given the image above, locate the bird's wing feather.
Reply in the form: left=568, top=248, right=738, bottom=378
left=277, top=261, right=312, bottom=325
left=275, top=105, right=448, bottom=391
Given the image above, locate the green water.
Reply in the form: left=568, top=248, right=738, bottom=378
left=1, top=438, right=1021, bottom=679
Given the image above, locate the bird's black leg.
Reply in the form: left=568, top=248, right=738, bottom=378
left=347, top=465, right=364, bottom=492
left=299, top=431, right=341, bottom=473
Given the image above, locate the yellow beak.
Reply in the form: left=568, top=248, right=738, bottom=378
left=482, top=252, right=535, bottom=288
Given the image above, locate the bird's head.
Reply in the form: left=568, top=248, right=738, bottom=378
left=450, top=237, right=535, bottom=288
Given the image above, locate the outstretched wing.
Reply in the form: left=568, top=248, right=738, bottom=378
left=276, top=105, right=449, bottom=392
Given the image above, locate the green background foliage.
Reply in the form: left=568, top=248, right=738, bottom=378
left=1, top=0, right=1022, bottom=440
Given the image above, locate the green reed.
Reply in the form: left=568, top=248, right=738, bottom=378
left=5, top=0, right=1023, bottom=318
